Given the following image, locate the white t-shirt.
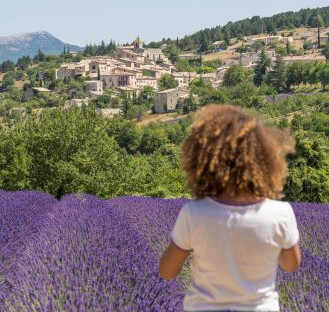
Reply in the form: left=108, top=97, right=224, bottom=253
left=171, top=197, right=299, bottom=312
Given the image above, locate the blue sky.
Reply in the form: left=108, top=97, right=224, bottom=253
left=1, top=0, right=328, bottom=46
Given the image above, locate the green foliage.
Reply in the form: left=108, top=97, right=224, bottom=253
left=117, top=122, right=142, bottom=154
left=322, top=42, right=329, bottom=60
left=267, top=54, right=287, bottom=92
left=303, top=40, right=314, bottom=50
left=285, top=128, right=329, bottom=203
left=140, top=127, right=169, bottom=154
left=310, top=11, right=325, bottom=28
left=181, top=95, right=198, bottom=114
left=136, top=86, right=155, bottom=110
left=318, top=62, right=329, bottom=89
left=176, top=58, right=219, bottom=73
left=16, top=56, right=32, bottom=71
left=275, top=44, right=288, bottom=57
left=84, top=40, right=116, bottom=56
left=223, top=64, right=253, bottom=87
left=33, top=49, right=46, bottom=63
left=253, top=49, right=271, bottom=86
left=286, top=62, right=305, bottom=90
left=164, top=44, right=180, bottom=63
left=0, top=60, right=15, bottom=73
left=150, top=6, right=329, bottom=53
left=126, top=105, right=146, bottom=121
left=235, top=44, right=247, bottom=54
left=158, top=74, right=179, bottom=91
left=2, top=71, right=15, bottom=90
left=0, top=106, right=190, bottom=199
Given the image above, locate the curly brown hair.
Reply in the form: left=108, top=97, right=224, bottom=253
left=182, top=105, right=295, bottom=199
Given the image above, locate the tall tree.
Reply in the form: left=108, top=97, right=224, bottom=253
left=268, top=54, right=286, bottom=92
left=198, top=32, right=210, bottom=53
left=310, top=12, right=324, bottom=48
left=253, top=49, right=271, bottom=86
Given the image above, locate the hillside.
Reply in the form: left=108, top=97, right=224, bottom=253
left=150, top=6, right=329, bottom=52
left=0, top=31, right=82, bottom=62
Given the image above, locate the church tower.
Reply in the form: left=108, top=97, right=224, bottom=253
left=133, top=36, right=143, bottom=50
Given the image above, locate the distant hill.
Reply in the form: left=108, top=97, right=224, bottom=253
left=0, top=31, right=82, bottom=63
left=149, top=6, right=329, bottom=52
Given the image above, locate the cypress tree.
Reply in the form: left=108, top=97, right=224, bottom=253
left=253, top=49, right=271, bottom=86
left=269, top=54, right=286, bottom=92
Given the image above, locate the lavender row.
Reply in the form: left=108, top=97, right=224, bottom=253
left=0, top=190, right=57, bottom=298
left=0, top=191, right=328, bottom=311
left=1, top=194, right=183, bottom=312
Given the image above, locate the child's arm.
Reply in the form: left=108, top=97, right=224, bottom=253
left=159, top=240, right=190, bottom=281
left=279, top=243, right=301, bottom=272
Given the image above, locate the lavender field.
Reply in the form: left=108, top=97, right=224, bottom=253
left=0, top=191, right=328, bottom=312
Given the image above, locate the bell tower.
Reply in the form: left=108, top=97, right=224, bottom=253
left=134, top=36, right=143, bottom=50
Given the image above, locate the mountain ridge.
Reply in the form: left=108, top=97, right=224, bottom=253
left=0, top=31, right=82, bottom=62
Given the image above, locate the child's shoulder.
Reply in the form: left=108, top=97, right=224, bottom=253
left=182, top=197, right=294, bottom=217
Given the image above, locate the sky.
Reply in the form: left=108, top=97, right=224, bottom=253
left=0, top=0, right=328, bottom=47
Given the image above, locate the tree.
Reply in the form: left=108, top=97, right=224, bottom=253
left=33, top=49, right=46, bottom=63
left=223, top=64, right=253, bottom=87
left=1, top=60, right=15, bottom=72
left=158, top=74, right=178, bottom=91
left=117, top=122, right=142, bottom=154
left=126, top=105, right=146, bottom=121
left=140, top=127, right=169, bottom=154
left=137, top=86, right=154, bottom=110
left=268, top=54, right=286, bottom=92
left=16, top=56, right=31, bottom=71
left=181, top=94, right=198, bottom=114
left=2, top=72, right=15, bottom=90
left=310, top=12, right=324, bottom=48
left=286, top=41, right=292, bottom=55
left=165, top=44, right=180, bottom=63
left=318, top=63, right=329, bottom=90
left=198, top=32, right=211, bottom=53
left=121, top=92, right=133, bottom=118
left=322, top=42, right=329, bottom=60
left=285, top=129, right=329, bottom=203
left=286, top=62, right=305, bottom=89
left=253, top=49, right=271, bottom=86
left=223, top=30, right=230, bottom=47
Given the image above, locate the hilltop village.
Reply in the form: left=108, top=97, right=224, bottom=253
left=54, top=28, right=328, bottom=116
left=0, top=26, right=329, bottom=122
left=54, top=37, right=219, bottom=115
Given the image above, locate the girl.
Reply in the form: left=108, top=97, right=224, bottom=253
left=160, top=105, right=301, bottom=312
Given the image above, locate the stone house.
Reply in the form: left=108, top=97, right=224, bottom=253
left=136, top=77, right=158, bottom=89
left=100, top=71, right=137, bottom=88
left=86, top=80, right=103, bottom=96
left=246, top=35, right=293, bottom=46
left=154, top=88, right=189, bottom=114
left=172, top=72, right=198, bottom=87
left=89, top=61, right=108, bottom=75
left=55, top=65, right=76, bottom=81
left=55, top=61, right=89, bottom=81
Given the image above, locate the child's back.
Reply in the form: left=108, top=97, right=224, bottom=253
left=172, top=197, right=299, bottom=311
left=160, top=105, right=301, bottom=312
